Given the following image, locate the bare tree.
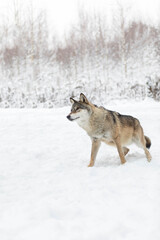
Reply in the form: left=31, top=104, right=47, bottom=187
left=113, top=2, right=131, bottom=80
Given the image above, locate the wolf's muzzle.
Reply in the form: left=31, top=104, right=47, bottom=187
left=66, top=115, right=79, bottom=121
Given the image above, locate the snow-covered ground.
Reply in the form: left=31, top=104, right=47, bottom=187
left=0, top=99, right=160, bottom=240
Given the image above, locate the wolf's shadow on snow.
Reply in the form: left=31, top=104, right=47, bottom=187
left=95, top=152, right=146, bottom=167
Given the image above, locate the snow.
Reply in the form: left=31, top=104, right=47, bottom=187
left=0, top=99, right=160, bottom=240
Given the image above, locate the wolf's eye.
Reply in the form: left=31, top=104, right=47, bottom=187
left=76, top=107, right=80, bottom=112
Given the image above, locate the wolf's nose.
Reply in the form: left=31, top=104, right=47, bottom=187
left=66, top=115, right=71, bottom=120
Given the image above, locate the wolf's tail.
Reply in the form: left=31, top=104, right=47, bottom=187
left=145, top=136, right=151, bottom=149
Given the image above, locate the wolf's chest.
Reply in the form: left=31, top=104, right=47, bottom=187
left=77, top=118, right=91, bottom=132
left=78, top=120, right=111, bottom=140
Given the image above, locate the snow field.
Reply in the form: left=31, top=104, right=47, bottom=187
left=0, top=100, right=160, bottom=240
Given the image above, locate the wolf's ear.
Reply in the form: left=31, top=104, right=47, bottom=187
left=80, top=93, right=89, bottom=104
left=70, top=98, right=75, bottom=104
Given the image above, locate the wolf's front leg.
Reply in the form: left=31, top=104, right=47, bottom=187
left=88, top=138, right=101, bottom=167
left=114, top=137, right=126, bottom=164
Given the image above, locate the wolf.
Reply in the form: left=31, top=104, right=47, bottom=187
left=66, top=93, right=152, bottom=167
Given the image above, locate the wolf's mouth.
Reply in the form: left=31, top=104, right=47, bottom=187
left=70, top=117, right=80, bottom=121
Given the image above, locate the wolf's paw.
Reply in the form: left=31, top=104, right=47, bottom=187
left=88, top=162, right=94, bottom=167
left=121, top=160, right=126, bottom=164
left=147, top=155, right=152, bottom=162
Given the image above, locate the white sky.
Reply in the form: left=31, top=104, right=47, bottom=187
left=0, top=0, right=160, bottom=37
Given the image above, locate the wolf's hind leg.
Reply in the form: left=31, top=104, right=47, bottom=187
left=134, top=128, right=152, bottom=162
left=88, top=138, right=101, bottom=167
left=144, top=148, right=152, bottom=162
left=123, top=147, right=130, bottom=156
left=140, top=136, right=152, bottom=162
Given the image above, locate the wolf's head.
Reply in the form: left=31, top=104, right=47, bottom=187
left=66, top=93, right=92, bottom=122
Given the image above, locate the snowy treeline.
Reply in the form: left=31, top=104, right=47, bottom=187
left=0, top=3, right=160, bottom=107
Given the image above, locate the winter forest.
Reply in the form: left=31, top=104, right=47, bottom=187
left=0, top=1, right=160, bottom=107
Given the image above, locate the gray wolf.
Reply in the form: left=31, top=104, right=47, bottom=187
left=66, top=93, right=152, bottom=166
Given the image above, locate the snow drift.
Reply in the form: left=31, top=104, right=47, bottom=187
left=0, top=100, right=160, bottom=240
